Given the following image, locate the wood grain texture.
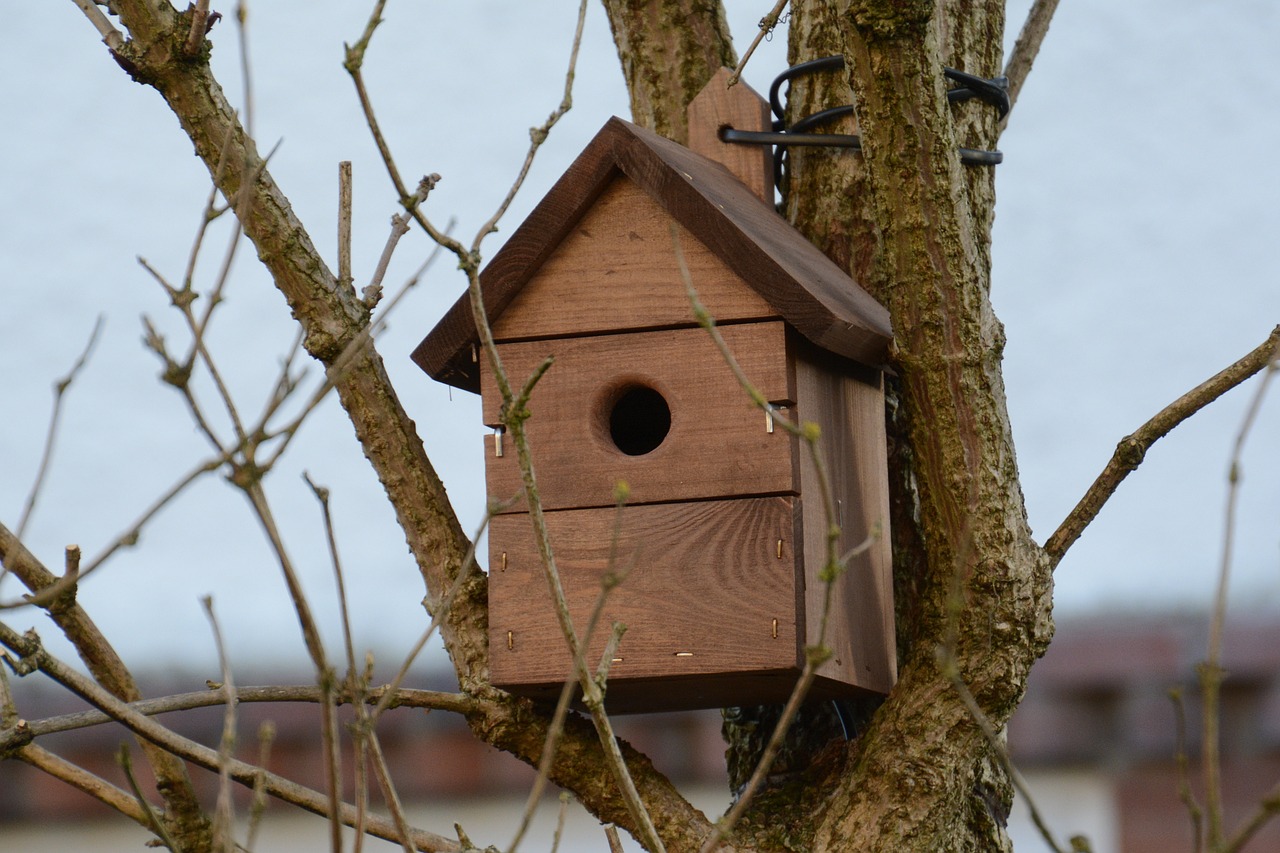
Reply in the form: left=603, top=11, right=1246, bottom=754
left=686, top=67, right=773, bottom=205
left=491, top=177, right=774, bottom=342
left=413, top=117, right=891, bottom=393
left=488, top=497, right=803, bottom=710
left=481, top=322, right=797, bottom=511
left=793, top=336, right=897, bottom=693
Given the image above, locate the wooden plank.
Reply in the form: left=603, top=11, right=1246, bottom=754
left=491, top=177, right=774, bottom=342
left=687, top=67, right=773, bottom=205
left=481, top=322, right=797, bottom=511
left=488, top=498, right=803, bottom=701
left=793, top=336, right=896, bottom=694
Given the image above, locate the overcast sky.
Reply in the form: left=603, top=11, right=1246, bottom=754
left=2, top=1, right=1277, bottom=679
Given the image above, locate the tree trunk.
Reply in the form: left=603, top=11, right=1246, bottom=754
left=606, top=1, right=1055, bottom=849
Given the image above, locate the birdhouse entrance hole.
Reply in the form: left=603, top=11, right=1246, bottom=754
left=605, top=384, right=670, bottom=456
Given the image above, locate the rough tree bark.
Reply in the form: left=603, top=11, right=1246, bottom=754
left=606, top=1, right=1053, bottom=850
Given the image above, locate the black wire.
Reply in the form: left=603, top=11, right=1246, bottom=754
left=721, top=127, right=1004, bottom=167
left=752, top=55, right=1008, bottom=177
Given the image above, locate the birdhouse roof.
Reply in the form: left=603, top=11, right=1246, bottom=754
left=412, top=117, right=892, bottom=393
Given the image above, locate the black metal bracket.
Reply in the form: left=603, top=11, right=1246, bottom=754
left=723, top=55, right=1007, bottom=195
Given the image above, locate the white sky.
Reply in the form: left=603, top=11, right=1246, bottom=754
left=2, top=1, right=1277, bottom=678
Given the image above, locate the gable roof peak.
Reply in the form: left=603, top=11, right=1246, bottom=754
left=413, top=116, right=892, bottom=393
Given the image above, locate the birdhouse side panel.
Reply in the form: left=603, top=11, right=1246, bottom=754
left=793, top=342, right=896, bottom=695
left=480, top=322, right=798, bottom=512
left=489, top=177, right=776, bottom=342
left=488, top=497, right=803, bottom=690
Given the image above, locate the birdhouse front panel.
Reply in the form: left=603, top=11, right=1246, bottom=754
left=489, top=496, right=804, bottom=712
left=480, top=321, right=797, bottom=512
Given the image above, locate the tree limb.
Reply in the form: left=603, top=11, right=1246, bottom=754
left=0, top=624, right=461, bottom=853
left=0, top=684, right=474, bottom=750
left=1002, top=0, right=1062, bottom=121
left=0, top=519, right=209, bottom=844
left=1044, top=324, right=1280, bottom=567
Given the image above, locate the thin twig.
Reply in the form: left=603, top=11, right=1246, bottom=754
left=245, top=721, right=276, bottom=852
left=364, top=731, right=418, bottom=853
left=1168, top=688, right=1204, bottom=853
left=932, top=521, right=1073, bottom=853
left=339, top=161, right=354, bottom=291
left=344, top=2, right=663, bottom=847
left=550, top=792, right=571, bottom=853
left=469, top=0, right=590, bottom=252
left=1002, top=0, right=1061, bottom=123
left=510, top=493, right=636, bottom=853
left=302, top=471, right=376, bottom=853
left=184, top=0, right=212, bottom=55
left=16, top=315, right=104, bottom=539
left=0, top=625, right=461, bottom=853
left=364, top=175, right=438, bottom=310
left=728, top=0, right=788, bottom=87
left=240, top=479, right=348, bottom=849
left=1044, top=325, right=1280, bottom=567
left=69, top=0, right=124, bottom=51
left=118, top=745, right=183, bottom=852
left=77, top=456, right=223, bottom=578
left=201, top=597, right=239, bottom=853
left=475, top=256, right=664, bottom=851
left=1224, top=781, right=1280, bottom=853
left=371, top=505, right=493, bottom=721
left=260, top=224, right=454, bottom=472
left=675, top=224, right=849, bottom=853
left=343, top=1, right=456, bottom=250
left=303, top=473, right=358, bottom=686
left=0, top=683, right=472, bottom=750
left=508, top=655, right=583, bottom=853
left=1203, top=336, right=1279, bottom=849
left=941, top=659, right=1071, bottom=853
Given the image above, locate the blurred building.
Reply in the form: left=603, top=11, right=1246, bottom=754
left=2, top=613, right=1278, bottom=852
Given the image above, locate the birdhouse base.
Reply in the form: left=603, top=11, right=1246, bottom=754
left=500, top=669, right=881, bottom=716
left=488, top=493, right=892, bottom=715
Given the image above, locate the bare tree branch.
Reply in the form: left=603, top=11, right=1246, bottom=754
left=17, top=743, right=152, bottom=827
left=0, top=684, right=473, bottom=750
left=728, top=0, right=789, bottom=86
left=1168, top=688, right=1205, bottom=853
left=1044, top=325, right=1280, bottom=567
left=1204, top=330, right=1279, bottom=849
left=201, top=597, right=240, bottom=853
left=0, top=519, right=209, bottom=843
left=1002, top=0, right=1061, bottom=120
left=1225, top=781, right=1280, bottom=853
left=15, top=315, right=104, bottom=540
left=117, top=745, right=182, bottom=850
left=70, top=0, right=124, bottom=50
left=0, top=624, right=462, bottom=853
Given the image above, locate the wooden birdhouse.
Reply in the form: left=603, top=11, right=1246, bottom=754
left=413, top=70, right=895, bottom=713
